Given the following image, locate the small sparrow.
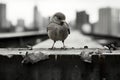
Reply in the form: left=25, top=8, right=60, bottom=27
left=47, top=12, right=70, bottom=49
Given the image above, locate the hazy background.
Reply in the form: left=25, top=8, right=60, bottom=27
left=1, top=0, right=120, bottom=25
left=0, top=0, right=120, bottom=48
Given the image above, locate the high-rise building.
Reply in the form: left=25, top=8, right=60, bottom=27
left=33, top=6, right=43, bottom=31
left=17, top=19, right=25, bottom=27
left=94, top=7, right=120, bottom=36
left=75, top=11, right=89, bottom=30
left=16, top=19, right=25, bottom=32
left=0, top=3, right=7, bottom=29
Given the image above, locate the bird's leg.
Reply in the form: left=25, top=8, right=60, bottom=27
left=62, top=40, right=66, bottom=49
left=51, top=41, right=56, bottom=49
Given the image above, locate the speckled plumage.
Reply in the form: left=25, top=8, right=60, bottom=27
left=47, top=12, right=70, bottom=49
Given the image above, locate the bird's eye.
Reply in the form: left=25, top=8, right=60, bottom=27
left=58, top=17, right=61, bottom=20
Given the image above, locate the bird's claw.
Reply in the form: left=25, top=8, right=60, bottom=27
left=49, top=47, right=56, bottom=50
left=61, top=46, right=67, bottom=50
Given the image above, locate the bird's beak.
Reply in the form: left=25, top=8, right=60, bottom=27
left=60, top=20, right=65, bottom=25
left=61, top=20, right=65, bottom=22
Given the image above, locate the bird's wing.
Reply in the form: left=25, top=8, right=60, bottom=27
left=64, top=22, right=70, bottom=34
left=68, top=28, right=70, bottom=34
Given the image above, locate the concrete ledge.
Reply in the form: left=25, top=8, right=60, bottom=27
left=0, top=54, right=95, bottom=80
left=0, top=49, right=120, bottom=80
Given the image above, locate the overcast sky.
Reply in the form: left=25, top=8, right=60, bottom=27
left=1, top=0, right=120, bottom=25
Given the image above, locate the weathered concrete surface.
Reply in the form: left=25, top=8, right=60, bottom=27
left=0, top=54, right=96, bottom=80
left=0, top=49, right=120, bottom=80
left=0, top=48, right=111, bottom=55
left=93, top=54, right=120, bottom=80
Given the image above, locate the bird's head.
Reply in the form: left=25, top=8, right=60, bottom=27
left=54, top=12, right=66, bottom=20
left=51, top=12, right=66, bottom=25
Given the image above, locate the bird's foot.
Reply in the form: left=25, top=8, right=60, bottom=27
left=61, top=46, right=67, bottom=50
left=49, top=47, right=56, bottom=50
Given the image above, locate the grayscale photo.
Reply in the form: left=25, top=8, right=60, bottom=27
left=0, top=0, right=120, bottom=80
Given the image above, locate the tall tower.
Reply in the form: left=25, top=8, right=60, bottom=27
left=76, top=11, right=89, bottom=30
left=33, top=6, right=43, bottom=31
left=16, top=19, right=25, bottom=32
left=94, top=7, right=120, bottom=36
left=0, top=3, right=7, bottom=29
left=33, top=6, right=39, bottom=31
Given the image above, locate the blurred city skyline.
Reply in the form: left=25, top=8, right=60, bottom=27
left=1, top=0, right=120, bottom=26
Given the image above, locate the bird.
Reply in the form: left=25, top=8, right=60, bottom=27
left=47, top=12, right=70, bottom=49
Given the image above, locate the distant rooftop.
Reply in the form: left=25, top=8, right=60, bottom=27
left=0, top=31, right=47, bottom=38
